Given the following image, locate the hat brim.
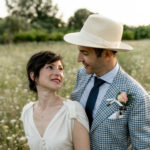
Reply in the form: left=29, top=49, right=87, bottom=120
left=64, top=32, right=133, bottom=52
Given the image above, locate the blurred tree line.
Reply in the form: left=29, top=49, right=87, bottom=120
left=0, top=0, right=150, bottom=43
left=122, top=25, right=150, bottom=40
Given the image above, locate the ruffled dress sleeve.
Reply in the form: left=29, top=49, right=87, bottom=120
left=64, top=100, right=89, bottom=132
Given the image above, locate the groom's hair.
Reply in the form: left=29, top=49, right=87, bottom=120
left=94, top=48, right=117, bottom=57
left=26, top=51, right=63, bottom=93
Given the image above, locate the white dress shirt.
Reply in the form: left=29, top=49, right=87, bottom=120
left=80, top=63, right=119, bottom=118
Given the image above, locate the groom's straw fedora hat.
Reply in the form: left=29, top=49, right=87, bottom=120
left=64, top=14, right=133, bottom=51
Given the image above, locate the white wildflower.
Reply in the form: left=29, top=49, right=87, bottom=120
left=7, top=136, right=13, bottom=140
left=10, top=119, right=16, bottom=124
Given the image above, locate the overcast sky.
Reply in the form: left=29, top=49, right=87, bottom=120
left=1, top=0, right=150, bottom=26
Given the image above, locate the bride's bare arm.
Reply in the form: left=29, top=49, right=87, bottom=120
left=72, top=120, right=90, bottom=150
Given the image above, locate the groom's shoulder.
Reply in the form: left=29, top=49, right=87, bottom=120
left=118, top=68, right=149, bottom=96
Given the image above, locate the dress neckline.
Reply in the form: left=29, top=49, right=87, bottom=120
left=31, top=101, right=66, bottom=138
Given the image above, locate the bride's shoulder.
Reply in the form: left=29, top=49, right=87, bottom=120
left=63, top=100, right=89, bottom=131
left=21, top=102, right=34, bottom=115
left=64, top=99, right=80, bottom=106
left=20, top=101, right=34, bottom=121
left=64, top=100, right=85, bottom=113
left=23, top=101, right=34, bottom=110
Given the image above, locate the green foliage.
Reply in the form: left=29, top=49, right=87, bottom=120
left=123, top=25, right=150, bottom=40
left=6, top=0, right=58, bottom=21
left=13, top=29, right=64, bottom=42
left=0, top=32, right=11, bottom=44
left=1, top=3, right=150, bottom=43
left=31, top=16, right=64, bottom=32
left=14, top=30, right=36, bottom=42
left=49, top=31, right=64, bottom=41
left=14, top=30, right=50, bottom=42
left=68, top=8, right=93, bottom=30
left=5, top=0, right=64, bottom=32
left=0, top=16, right=30, bottom=43
left=0, top=16, right=29, bottom=34
left=122, top=30, right=135, bottom=40
left=134, top=25, right=150, bottom=39
left=35, top=30, right=50, bottom=41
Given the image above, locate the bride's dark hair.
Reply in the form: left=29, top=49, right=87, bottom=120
left=26, top=51, right=63, bottom=92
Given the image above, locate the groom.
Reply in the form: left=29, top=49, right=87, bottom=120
left=64, top=14, right=150, bottom=149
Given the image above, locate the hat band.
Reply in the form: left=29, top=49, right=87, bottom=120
left=80, top=30, right=121, bottom=48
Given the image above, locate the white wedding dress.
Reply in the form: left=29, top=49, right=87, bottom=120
left=20, top=100, right=89, bottom=150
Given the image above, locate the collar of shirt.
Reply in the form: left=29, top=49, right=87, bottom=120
left=93, top=63, right=120, bottom=84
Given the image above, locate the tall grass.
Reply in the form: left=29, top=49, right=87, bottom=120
left=117, top=40, right=150, bottom=91
left=0, top=40, right=150, bottom=149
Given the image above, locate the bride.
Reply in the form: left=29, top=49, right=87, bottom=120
left=20, top=51, right=90, bottom=150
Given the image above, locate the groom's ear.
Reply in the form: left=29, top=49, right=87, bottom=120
left=30, top=72, right=35, bottom=81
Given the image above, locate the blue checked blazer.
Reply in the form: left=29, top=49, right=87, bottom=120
left=71, top=67, right=150, bottom=150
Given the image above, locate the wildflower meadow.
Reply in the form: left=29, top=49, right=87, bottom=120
left=0, top=40, right=150, bottom=149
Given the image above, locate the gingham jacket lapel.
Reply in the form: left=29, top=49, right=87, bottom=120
left=91, top=68, right=126, bottom=132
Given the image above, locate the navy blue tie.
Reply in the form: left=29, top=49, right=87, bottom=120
left=85, top=77, right=105, bottom=127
